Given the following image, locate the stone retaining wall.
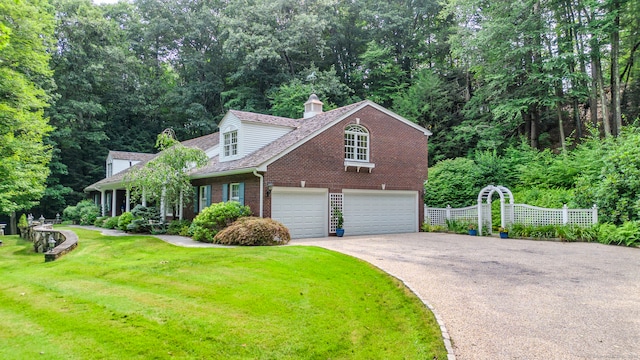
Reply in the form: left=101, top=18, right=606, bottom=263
left=23, top=223, right=78, bottom=262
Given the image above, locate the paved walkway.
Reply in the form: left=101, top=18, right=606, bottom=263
left=70, top=225, right=226, bottom=248
left=293, top=232, right=640, bottom=360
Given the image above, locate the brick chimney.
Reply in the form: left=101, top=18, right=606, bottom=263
left=303, top=94, right=323, bottom=119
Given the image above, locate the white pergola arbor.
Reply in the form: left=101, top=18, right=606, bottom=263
left=477, top=185, right=514, bottom=235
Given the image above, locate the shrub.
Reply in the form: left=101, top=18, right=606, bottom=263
left=213, top=217, right=290, bottom=246
left=126, top=205, right=161, bottom=233
left=167, top=219, right=191, bottom=235
left=103, top=216, right=120, bottom=229
left=118, top=212, right=134, bottom=231
left=62, top=200, right=100, bottom=225
left=94, top=216, right=108, bottom=227
left=191, top=202, right=252, bottom=242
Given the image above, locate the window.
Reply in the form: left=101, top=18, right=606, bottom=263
left=223, top=182, right=244, bottom=205
left=230, top=183, right=240, bottom=202
left=198, top=186, right=207, bottom=212
left=224, top=130, right=238, bottom=157
left=107, top=162, right=113, bottom=178
left=344, top=125, right=369, bottom=162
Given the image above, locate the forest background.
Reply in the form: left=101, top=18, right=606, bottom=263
left=1, top=0, right=639, bottom=229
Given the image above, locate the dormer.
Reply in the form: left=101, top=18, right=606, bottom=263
left=304, top=94, right=323, bottom=119
left=218, top=111, right=296, bottom=162
left=106, top=151, right=153, bottom=178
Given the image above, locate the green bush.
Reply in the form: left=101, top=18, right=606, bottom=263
left=118, top=212, right=134, bottom=231
left=126, top=205, right=161, bottom=233
left=597, top=221, right=640, bottom=247
left=213, top=217, right=290, bottom=246
left=167, top=219, right=191, bottom=235
left=63, top=200, right=101, bottom=225
left=191, top=202, right=252, bottom=242
left=103, top=216, right=120, bottom=229
left=94, top=216, right=108, bottom=227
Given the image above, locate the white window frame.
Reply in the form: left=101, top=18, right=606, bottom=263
left=106, top=162, right=113, bottom=178
left=224, top=130, right=238, bottom=157
left=230, top=183, right=240, bottom=202
left=199, top=186, right=207, bottom=212
left=344, top=125, right=369, bottom=162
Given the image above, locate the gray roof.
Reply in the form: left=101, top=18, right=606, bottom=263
left=108, top=150, right=155, bottom=162
left=189, top=101, right=367, bottom=177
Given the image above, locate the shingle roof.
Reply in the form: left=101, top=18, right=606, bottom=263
left=181, top=132, right=219, bottom=150
left=189, top=101, right=367, bottom=177
left=228, top=110, right=299, bottom=127
left=108, top=151, right=155, bottom=162
left=84, top=133, right=220, bottom=191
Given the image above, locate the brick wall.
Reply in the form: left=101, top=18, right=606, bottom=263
left=186, top=174, right=261, bottom=219
left=264, top=106, right=429, bottom=220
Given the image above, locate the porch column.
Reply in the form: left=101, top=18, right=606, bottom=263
left=125, top=189, right=131, bottom=212
left=111, top=189, right=117, bottom=217
left=100, top=190, right=106, bottom=216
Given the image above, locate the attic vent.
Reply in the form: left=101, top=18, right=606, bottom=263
left=304, top=94, right=323, bottom=119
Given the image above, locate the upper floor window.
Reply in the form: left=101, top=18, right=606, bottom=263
left=224, top=130, right=238, bottom=157
left=106, top=162, right=113, bottom=178
left=344, top=125, right=369, bottom=162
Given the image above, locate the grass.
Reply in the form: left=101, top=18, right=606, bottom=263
left=0, top=228, right=447, bottom=359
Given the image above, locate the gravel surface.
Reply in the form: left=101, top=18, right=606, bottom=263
left=292, top=233, right=640, bottom=360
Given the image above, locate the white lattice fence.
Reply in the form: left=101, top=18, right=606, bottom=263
left=512, top=204, right=597, bottom=227
left=329, top=193, right=343, bottom=233
left=424, top=205, right=478, bottom=226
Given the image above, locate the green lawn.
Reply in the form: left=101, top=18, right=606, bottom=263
left=0, top=228, right=447, bottom=359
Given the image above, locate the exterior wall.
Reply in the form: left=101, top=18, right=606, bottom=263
left=184, top=174, right=262, bottom=220
left=112, top=159, right=140, bottom=176
left=243, top=122, right=291, bottom=156
left=264, top=106, right=429, bottom=222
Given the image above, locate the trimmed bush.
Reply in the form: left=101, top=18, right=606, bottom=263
left=191, top=202, right=252, bottom=242
left=213, top=217, right=290, bottom=246
left=118, top=212, right=134, bottom=231
left=94, top=216, right=109, bottom=227
left=126, top=205, right=161, bottom=233
left=167, top=219, right=191, bottom=235
left=103, top=216, right=120, bottom=229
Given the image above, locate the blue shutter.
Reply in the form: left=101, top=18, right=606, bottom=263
left=193, top=186, right=199, bottom=213
left=238, top=182, right=245, bottom=205
left=205, top=185, right=212, bottom=206
left=222, top=184, right=228, bottom=202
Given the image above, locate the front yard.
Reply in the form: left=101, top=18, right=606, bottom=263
left=0, top=228, right=446, bottom=359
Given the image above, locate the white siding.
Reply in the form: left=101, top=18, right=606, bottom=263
left=242, top=122, right=292, bottom=156
left=112, top=159, right=140, bottom=176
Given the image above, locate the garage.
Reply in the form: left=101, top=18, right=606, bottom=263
left=343, top=190, right=418, bottom=236
left=271, top=187, right=328, bottom=239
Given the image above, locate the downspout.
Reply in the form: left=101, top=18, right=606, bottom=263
left=253, top=169, right=264, bottom=218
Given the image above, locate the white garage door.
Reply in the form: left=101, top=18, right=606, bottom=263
left=271, top=187, right=328, bottom=239
left=343, top=190, right=418, bottom=236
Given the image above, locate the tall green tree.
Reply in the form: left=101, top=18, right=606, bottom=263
left=0, top=0, right=54, bottom=215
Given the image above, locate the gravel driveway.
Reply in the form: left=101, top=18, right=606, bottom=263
left=292, top=232, right=640, bottom=360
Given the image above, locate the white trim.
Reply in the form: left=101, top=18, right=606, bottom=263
left=271, top=186, right=328, bottom=195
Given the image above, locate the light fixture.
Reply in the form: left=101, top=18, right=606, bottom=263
left=266, top=182, right=274, bottom=197
left=48, top=235, right=56, bottom=251
left=300, top=180, right=306, bottom=188
left=381, top=184, right=386, bottom=190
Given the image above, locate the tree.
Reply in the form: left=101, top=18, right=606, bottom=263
left=124, top=131, right=208, bottom=217
left=0, top=0, right=54, bottom=215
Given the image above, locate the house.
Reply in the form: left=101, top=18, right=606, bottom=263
left=85, top=95, right=431, bottom=238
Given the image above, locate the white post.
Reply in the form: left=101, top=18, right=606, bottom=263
left=562, top=204, right=569, bottom=225
left=125, top=189, right=131, bottom=213
left=477, top=200, right=483, bottom=236
left=111, top=190, right=117, bottom=217
left=142, top=189, right=147, bottom=207
left=100, top=190, right=106, bottom=216
left=445, top=205, right=451, bottom=221
left=179, top=190, right=184, bottom=220
left=592, top=204, right=598, bottom=224
left=500, top=197, right=506, bottom=228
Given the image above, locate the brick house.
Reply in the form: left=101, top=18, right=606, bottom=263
left=85, top=95, right=431, bottom=238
